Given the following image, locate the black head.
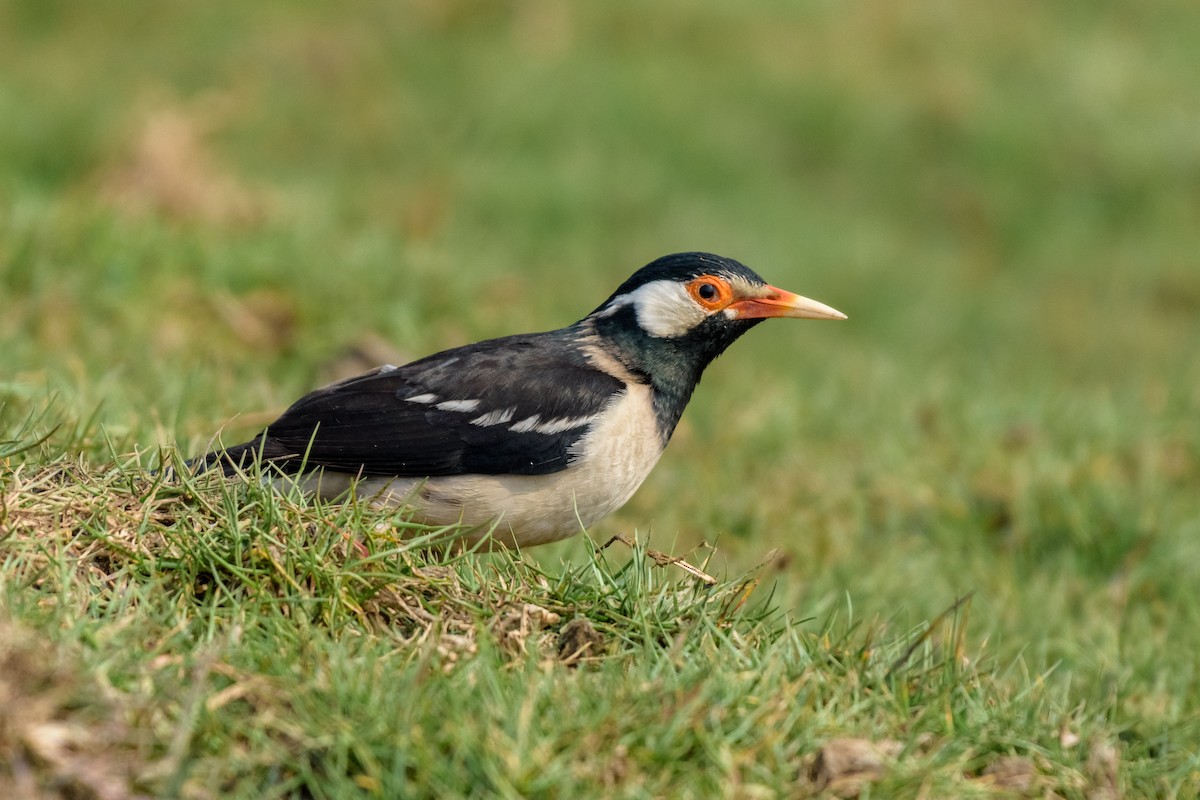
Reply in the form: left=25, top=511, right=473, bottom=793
left=591, top=251, right=843, bottom=344
left=586, top=252, right=845, bottom=432
left=594, top=252, right=770, bottom=312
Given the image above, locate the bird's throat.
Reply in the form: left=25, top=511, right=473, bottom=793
left=589, top=308, right=738, bottom=444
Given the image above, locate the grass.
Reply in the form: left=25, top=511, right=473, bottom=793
left=0, top=451, right=1157, bottom=798
left=2, top=0, right=1200, bottom=796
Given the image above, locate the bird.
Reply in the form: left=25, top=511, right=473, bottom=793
left=194, top=252, right=846, bottom=548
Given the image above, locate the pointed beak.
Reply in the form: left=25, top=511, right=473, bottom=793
left=728, top=285, right=847, bottom=321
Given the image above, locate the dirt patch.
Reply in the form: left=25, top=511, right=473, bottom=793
left=557, top=616, right=606, bottom=665
left=808, top=737, right=903, bottom=797
left=0, top=620, right=149, bottom=800
left=979, top=755, right=1038, bottom=793
left=97, top=95, right=268, bottom=225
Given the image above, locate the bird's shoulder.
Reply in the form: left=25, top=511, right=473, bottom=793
left=289, top=328, right=625, bottom=417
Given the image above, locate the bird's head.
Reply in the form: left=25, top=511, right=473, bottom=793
left=589, top=253, right=845, bottom=380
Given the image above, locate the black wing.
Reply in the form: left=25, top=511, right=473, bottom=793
left=201, top=330, right=625, bottom=477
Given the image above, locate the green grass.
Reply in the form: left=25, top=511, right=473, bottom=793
left=2, top=0, right=1199, bottom=796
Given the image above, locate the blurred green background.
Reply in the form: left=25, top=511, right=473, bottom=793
left=3, top=0, right=1199, bottom=686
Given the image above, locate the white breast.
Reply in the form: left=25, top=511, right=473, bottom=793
left=295, top=383, right=665, bottom=548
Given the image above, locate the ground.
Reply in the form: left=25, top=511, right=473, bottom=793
left=1, top=1, right=1198, bottom=797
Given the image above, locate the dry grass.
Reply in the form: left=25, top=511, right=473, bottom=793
left=0, top=456, right=806, bottom=796
left=1, top=457, right=741, bottom=662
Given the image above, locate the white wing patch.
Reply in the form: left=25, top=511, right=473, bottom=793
left=508, top=414, right=593, bottom=435
left=509, top=415, right=541, bottom=433
left=405, top=393, right=438, bottom=404
left=436, top=399, right=481, bottom=413
left=470, top=407, right=516, bottom=427
left=528, top=416, right=594, bottom=435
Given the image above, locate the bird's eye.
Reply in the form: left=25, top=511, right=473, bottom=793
left=687, top=275, right=731, bottom=309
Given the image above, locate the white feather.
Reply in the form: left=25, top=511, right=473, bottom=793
left=469, top=407, right=516, bottom=427
left=529, top=416, right=594, bottom=435
left=435, top=399, right=481, bottom=413
left=608, top=280, right=706, bottom=338
left=509, top=415, right=541, bottom=433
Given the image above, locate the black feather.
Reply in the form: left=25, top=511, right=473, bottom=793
left=201, top=329, right=624, bottom=477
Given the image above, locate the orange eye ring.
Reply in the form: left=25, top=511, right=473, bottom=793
left=686, top=275, right=733, bottom=310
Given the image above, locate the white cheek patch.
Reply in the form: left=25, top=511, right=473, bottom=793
left=624, top=280, right=707, bottom=338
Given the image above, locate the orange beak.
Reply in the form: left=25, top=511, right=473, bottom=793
left=728, top=285, right=847, bottom=321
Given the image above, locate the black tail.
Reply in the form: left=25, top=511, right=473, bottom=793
left=187, top=436, right=298, bottom=476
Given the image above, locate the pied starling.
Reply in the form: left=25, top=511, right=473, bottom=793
left=195, top=252, right=845, bottom=547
